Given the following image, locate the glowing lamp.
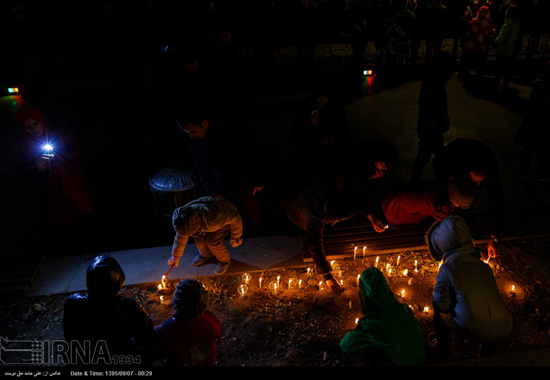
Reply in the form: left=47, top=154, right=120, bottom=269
left=8, top=87, right=19, bottom=93
left=238, top=284, right=248, bottom=297
left=362, top=69, right=374, bottom=77
left=44, top=144, right=53, bottom=152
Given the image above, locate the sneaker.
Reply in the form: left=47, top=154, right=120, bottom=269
left=215, top=260, right=231, bottom=275
left=192, top=254, right=212, bottom=267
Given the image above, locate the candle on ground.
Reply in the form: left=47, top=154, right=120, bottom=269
left=375, top=257, right=379, bottom=268
left=401, top=289, right=405, bottom=297
left=161, top=275, right=167, bottom=289
left=259, top=278, right=263, bottom=288
left=354, top=247, right=357, bottom=260
left=349, top=300, right=352, bottom=309
left=319, top=281, right=323, bottom=290
left=277, top=276, right=280, bottom=286
left=397, top=256, right=400, bottom=266
left=299, top=279, right=302, bottom=288
left=510, top=285, right=516, bottom=294
left=288, top=279, right=292, bottom=289
left=356, top=274, right=360, bottom=286
left=355, top=318, right=359, bottom=325
left=403, top=269, right=408, bottom=276
left=414, top=260, right=418, bottom=272
left=424, top=306, right=429, bottom=314
left=363, top=246, right=366, bottom=258
left=160, top=295, right=164, bottom=305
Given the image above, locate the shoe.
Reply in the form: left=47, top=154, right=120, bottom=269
left=215, top=260, right=231, bottom=275
left=192, top=254, right=212, bottom=267
left=326, top=278, right=344, bottom=293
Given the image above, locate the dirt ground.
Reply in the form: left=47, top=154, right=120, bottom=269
left=1, top=237, right=550, bottom=367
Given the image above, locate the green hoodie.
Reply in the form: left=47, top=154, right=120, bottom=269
left=340, top=267, right=425, bottom=366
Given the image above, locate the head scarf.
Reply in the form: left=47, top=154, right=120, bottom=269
left=172, top=279, right=209, bottom=322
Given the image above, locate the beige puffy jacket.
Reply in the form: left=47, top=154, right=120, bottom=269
left=171, top=196, right=243, bottom=257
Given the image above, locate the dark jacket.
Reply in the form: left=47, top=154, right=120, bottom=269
left=432, top=138, right=505, bottom=236
left=188, top=118, right=264, bottom=200
left=427, top=216, right=513, bottom=343
left=63, top=256, right=155, bottom=364
left=293, top=173, right=356, bottom=276
left=515, top=73, right=550, bottom=148
left=340, top=267, right=425, bottom=366
left=14, top=105, right=95, bottom=224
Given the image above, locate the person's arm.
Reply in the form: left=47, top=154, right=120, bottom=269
left=306, top=217, right=333, bottom=276
left=168, top=233, right=188, bottom=267
left=225, top=203, right=244, bottom=247
left=433, top=267, right=452, bottom=313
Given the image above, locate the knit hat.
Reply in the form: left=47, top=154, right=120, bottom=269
left=172, top=279, right=209, bottom=322
left=86, top=256, right=126, bottom=299
left=447, top=174, right=475, bottom=209
left=172, top=206, right=201, bottom=237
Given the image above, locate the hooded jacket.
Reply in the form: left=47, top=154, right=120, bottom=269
left=63, top=256, right=155, bottom=363
left=340, top=267, right=425, bottom=366
left=427, top=216, right=513, bottom=343
left=154, top=279, right=221, bottom=366
left=171, top=196, right=243, bottom=258
left=465, top=6, right=495, bottom=53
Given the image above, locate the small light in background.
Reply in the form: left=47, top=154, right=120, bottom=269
left=8, top=88, right=19, bottom=93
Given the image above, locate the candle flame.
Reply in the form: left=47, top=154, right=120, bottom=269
left=401, top=289, right=405, bottom=297
left=403, top=269, right=408, bottom=276
left=355, top=318, right=359, bottom=324
left=424, top=306, right=429, bottom=313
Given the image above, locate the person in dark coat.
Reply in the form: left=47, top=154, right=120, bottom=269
left=63, top=256, right=156, bottom=365
left=154, top=279, right=221, bottom=366
left=282, top=170, right=386, bottom=293
left=515, top=60, right=550, bottom=182
left=15, top=104, right=95, bottom=256
left=382, top=176, right=475, bottom=227
left=292, top=85, right=350, bottom=170
left=176, top=109, right=265, bottom=235
left=340, top=267, right=425, bottom=366
left=411, top=51, right=457, bottom=182
left=432, top=138, right=505, bottom=258
left=426, top=216, right=513, bottom=362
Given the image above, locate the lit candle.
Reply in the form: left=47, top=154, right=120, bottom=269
left=397, top=256, right=400, bottom=266
left=277, top=276, right=280, bottom=286
left=298, top=279, right=302, bottom=288
left=242, top=273, right=250, bottom=285
left=403, top=269, right=408, bottom=276
left=158, top=284, right=162, bottom=291
left=160, top=295, right=164, bottom=305
left=510, top=285, right=516, bottom=294
left=438, top=261, right=442, bottom=271
left=354, top=247, right=357, bottom=260
left=375, top=257, right=379, bottom=268
left=408, top=278, right=413, bottom=285
left=401, top=289, right=405, bottom=297
left=386, top=263, right=390, bottom=272
left=331, top=260, right=335, bottom=266
left=288, top=279, right=292, bottom=289
left=356, top=274, right=360, bottom=286
left=424, top=306, right=429, bottom=314
left=384, top=225, right=389, bottom=229
left=161, top=275, right=167, bottom=289
left=319, top=281, right=323, bottom=290
left=388, top=268, right=392, bottom=276
left=349, top=300, right=352, bottom=309
left=238, top=284, right=248, bottom=297
left=355, top=318, right=359, bottom=325
left=259, top=278, right=263, bottom=288
left=363, top=246, right=366, bottom=258
left=340, top=279, right=344, bottom=287
left=307, top=268, right=311, bottom=276
left=414, top=260, right=418, bottom=272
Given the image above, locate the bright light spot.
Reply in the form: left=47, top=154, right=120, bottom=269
left=44, top=144, right=53, bottom=151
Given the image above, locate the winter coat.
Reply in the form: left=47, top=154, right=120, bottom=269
left=171, top=196, right=243, bottom=258
left=427, top=216, right=513, bottom=343
left=515, top=73, right=550, bottom=148
left=340, top=267, right=425, bottom=366
left=432, top=138, right=505, bottom=236
left=154, top=312, right=221, bottom=366
left=63, top=256, right=155, bottom=363
left=14, top=105, right=95, bottom=224
left=382, top=181, right=453, bottom=226
left=495, top=17, right=520, bottom=58
left=188, top=118, right=264, bottom=200
left=465, top=6, right=495, bottom=53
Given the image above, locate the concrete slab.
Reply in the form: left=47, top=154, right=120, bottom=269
left=26, top=236, right=304, bottom=297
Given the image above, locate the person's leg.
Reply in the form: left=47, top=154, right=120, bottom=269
left=433, top=309, right=451, bottom=362
left=412, top=134, right=443, bottom=182
left=206, top=225, right=232, bottom=264
left=193, top=235, right=213, bottom=259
